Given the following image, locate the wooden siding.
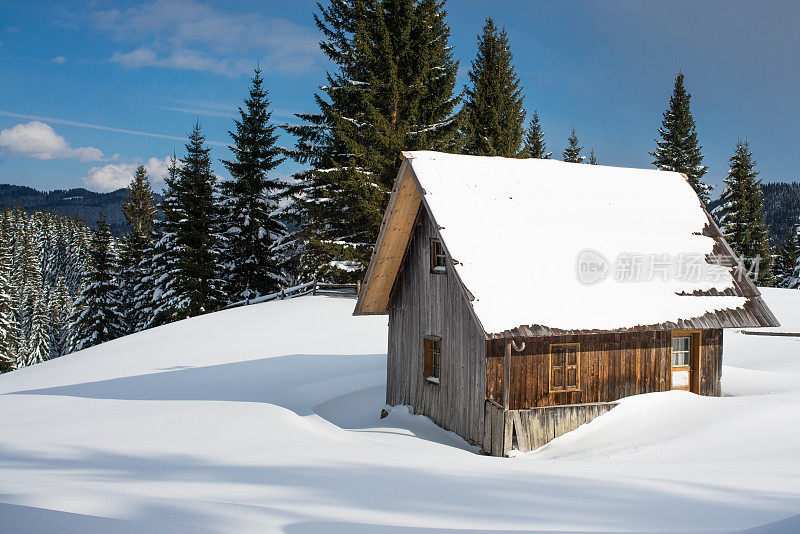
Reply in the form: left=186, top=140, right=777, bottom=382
left=486, top=329, right=723, bottom=410
left=699, top=329, right=723, bottom=396
left=387, top=209, right=487, bottom=445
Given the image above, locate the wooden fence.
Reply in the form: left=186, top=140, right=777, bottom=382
left=484, top=400, right=617, bottom=456
left=225, top=280, right=359, bottom=309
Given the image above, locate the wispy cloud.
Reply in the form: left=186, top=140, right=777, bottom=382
left=0, top=121, right=103, bottom=162
left=152, top=104, right=235, bottom=119
left=0, top=110, right=228, bottom=147
left=82, top=156, right=174, bottom=192
left=94, top=0, right=321, bottom=76
left=52, top=56, right=66, bottom=65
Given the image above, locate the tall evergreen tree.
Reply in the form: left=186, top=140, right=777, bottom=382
left=285, top=0, right=460, bottom=282
left=221, top=67, right=287, bottom=300
left=460, top=18, right=526, bottom=157
left=651, top=73, right=711, bottom=204
left=144, top=156, right=184, bottom=328
left=776, top=222, right=800, bottom=288
left=71, top=217, right=123, bottom=351
left=718, top=139, right=772, bottom=285
left=562, top=127, right=584, bottom=163
left=119, top=165, right=157, bottom=333
left=48, top=279, right=73, bottom=359
left=24, top=295, right=50, bottom=366
left=0, top=215, right=19, bottom=372
left=523, top=110, right=550, bottom=159
left=174, top=123, right=226, bottom=317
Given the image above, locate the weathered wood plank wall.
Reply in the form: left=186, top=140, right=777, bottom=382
left=699, top=329, right=723, bottom=396
left=387, top=209, right=486, bottom=445
left=486, top=329, right=722, bottom=410
left=504, top=402, right=618, bottom=454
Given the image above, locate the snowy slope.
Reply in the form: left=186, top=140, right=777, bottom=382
left=1, top=291, right=800, bottom=533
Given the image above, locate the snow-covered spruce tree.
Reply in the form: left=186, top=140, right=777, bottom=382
left=174, top=123, right=226, bottom=318
left=562, top=127, right=584, bottom=163
left=587, top=149, right=597, bottom=165
left=48, top=279, right=73, bottom=359
left=775, top=222, right=800, bottom=288
left=651, top=73, right=711, bottom=204
left=143, top=156, right=184, bottom=328
left=24, top=295, right=50, bottom=366
left=285, top=0, right=460, bottom=282
left=0, top=216, right=19, bottom=372
left=14, top=221, right=45, bottom=346
left=71, top=217, right=123, bottom=351
left=523, top=110, right=550, bottom=159
left=717, top=139, right=773, bottom=286
left=461, top=18, right=526, bottom=157
left=220, top=67, right=287, bottom=301
left=119, top=165, right=157, bottom=333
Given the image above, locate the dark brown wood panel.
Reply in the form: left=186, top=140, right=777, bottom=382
left=488, top=329, right=723, bottom=410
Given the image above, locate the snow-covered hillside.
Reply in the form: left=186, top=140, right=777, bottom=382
left=1, top=290, right=800, bottom=533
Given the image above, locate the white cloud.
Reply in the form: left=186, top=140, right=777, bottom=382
left=82, top=156, right=174, bottom=193
left=0, top=121, right=104, bottom=162
left=96, top=0, right=321, bottom=76
left=52, top=56, right=66, bottom=64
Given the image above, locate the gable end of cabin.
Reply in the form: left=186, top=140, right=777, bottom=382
left=386, top=206, right=487, bottom=446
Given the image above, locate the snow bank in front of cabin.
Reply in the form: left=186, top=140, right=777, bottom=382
left=408, top=151, right=746, bottom=333
left=1, top=291, right=800, bottom=533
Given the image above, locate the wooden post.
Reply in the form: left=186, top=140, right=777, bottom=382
left=313, top=279, right=318, bottom=296
left=503, top=341, right=511, bottom=410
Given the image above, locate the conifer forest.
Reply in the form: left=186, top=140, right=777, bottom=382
left=1, top=0, right=796, bottom=372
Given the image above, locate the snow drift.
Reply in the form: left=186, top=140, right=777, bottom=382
left=1, top=290, right=800, bottom=533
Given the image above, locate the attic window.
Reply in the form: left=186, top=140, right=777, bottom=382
left=550, top=343, right=580, bottom=392
left=424, top=336, right=441, bottom=384
left=430, top=238, right=446, bottom=273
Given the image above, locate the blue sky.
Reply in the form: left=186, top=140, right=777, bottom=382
left=1, top=0, right=798, bottom=195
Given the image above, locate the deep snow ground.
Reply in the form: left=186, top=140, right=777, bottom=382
left=0, top=291, right=799, bottom=533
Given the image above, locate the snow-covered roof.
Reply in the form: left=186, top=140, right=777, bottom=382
left=355, top=151, right=778, bottom=336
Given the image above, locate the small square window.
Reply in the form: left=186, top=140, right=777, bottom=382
left=430, top=239, right=446, bottom=273
left=551, top=343, right=580, bottom=391
left=672, top=336, right=691, bottom=367
left=424, top=336, right=441, bottom=384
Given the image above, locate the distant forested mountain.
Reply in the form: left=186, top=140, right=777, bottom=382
left=0, top=185, right=162, bottom=236
left=708, top=181, right=800, bottom=246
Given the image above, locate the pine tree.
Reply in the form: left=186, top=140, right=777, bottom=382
left=119, top=165, right=157, bottom=333
left=587, top=149, right=597, bottom=165
left=562, top=127, right=584, bottom=163
left=221, top=67, right=287, bottom=300
left=523, top=110, right=550, bottom=159
left=145, top=156, right=184, bottom=328
left=24, top=295, right=50, bottom=366
left=174, top=123, right=226, bottom=317
left=285, top=0, right=460, bottom=282
left=122, top=165, right=158, bottom=236
left=718, top=139, right=772, bottom=285
left=48, top=279, right=73, bottom=358
left=461, top=18, right=526, bottom=157
left=776, top=222, right=800, bottom=288
left=71, top=217, right=123, bottom=351
left=0, top=215, right=19, bottom=372
left=651, top=73, right=711, bottom=204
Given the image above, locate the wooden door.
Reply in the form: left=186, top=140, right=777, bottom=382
left=671, top=330, right=701, bottom=393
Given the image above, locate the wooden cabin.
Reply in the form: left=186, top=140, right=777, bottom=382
left=354, top=151, right=778, bottom=456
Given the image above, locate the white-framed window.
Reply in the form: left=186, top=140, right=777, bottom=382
left=672, top=336, right=691, bottom=367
